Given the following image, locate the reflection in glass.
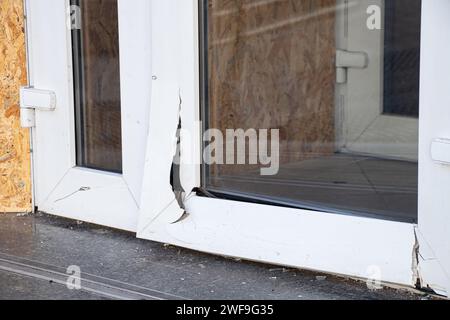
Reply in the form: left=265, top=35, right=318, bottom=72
left=201, top=0, right=421, bottom=222
left=71, top=0, right=123, bottom=173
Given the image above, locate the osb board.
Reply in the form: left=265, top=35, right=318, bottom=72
left=0, top=0, right=32, bottom=212
left=206, top=0, right=336, bottom=176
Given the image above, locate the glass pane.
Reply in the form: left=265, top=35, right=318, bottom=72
left=201, top=0, right=421, bottom=223
left=71, top=0, right=122, bottom=173
left=383, top=0, right=421, bottom=117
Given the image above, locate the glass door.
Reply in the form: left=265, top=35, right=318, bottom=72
left=26, top=0, right=152, bottom=231
left=200, top=0, right=421, bottom=223
left=137, top=0, right=418, bottom=287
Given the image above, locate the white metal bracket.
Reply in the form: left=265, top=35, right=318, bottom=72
left=20, top=87, right=56, bottom=128
left=336, top=49, right=369, bottom=84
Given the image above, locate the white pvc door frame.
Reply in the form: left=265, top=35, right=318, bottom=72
left=26, top=0, right=152, bottom=231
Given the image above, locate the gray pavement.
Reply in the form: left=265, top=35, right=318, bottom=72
left=0, top=213, right=425, bottom=300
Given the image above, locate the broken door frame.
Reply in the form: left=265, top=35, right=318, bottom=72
left=137, top=0, right=419, bottom=289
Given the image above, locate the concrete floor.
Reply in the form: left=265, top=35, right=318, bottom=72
left=0, top=213, right=425, bottom=300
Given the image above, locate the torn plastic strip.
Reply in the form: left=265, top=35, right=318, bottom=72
left=412, top=228, right=421, bottom=289
left=137, top=99, right=185, bottom=233
left=169, top=89, right=202, bottom=225
left=168, top=90, right=188, bottom=225
left=137, top=0, right=199, bottom=236
left=171, top=92, right=186, bottom=211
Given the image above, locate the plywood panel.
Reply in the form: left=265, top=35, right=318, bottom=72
left=0, top=0, right=32, bottom=212
left=206, top=0, right=337, bottom=175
